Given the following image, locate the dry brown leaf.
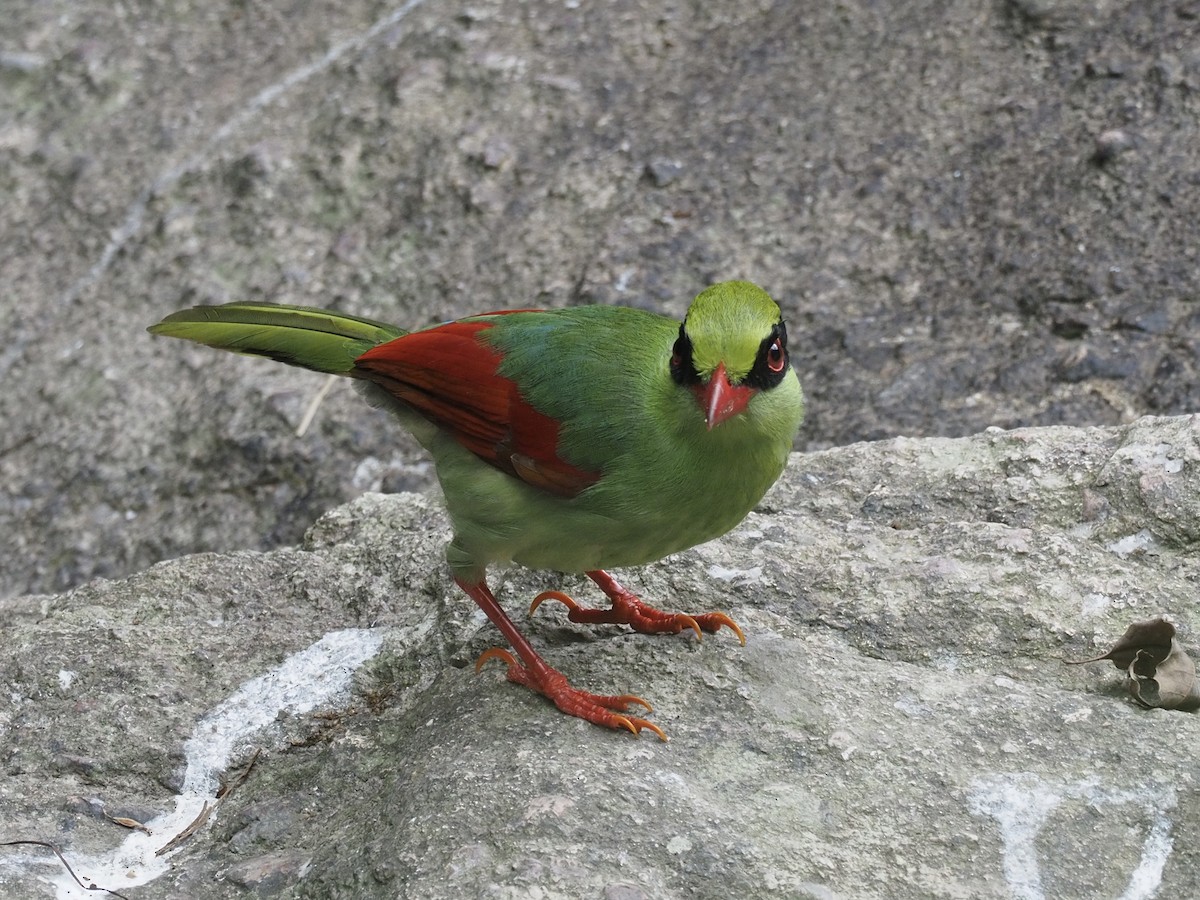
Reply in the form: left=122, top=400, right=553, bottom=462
left=1128, top=644, right=1200, bottom=711
left=105, top=815, right=151, bottom=835
left=1072, top=616, right=1176, bottom=668
left=1068, top=616, right=1200, bottom=711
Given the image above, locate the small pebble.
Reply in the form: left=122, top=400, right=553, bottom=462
left=1093, top=129, right=1134, bottom=163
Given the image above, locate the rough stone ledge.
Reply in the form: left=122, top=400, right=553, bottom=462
left=2, top=415, right=1198, bottom=899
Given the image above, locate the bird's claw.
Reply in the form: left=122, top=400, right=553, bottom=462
left=475, top=645, right=520, bottom=675
left=474, top=646, right=667, bottom=741
left=611, top=714, right=667, bottom=741
left=528, top=589, right=578, bottom=617
left=695, top=611, right=747, bottom=646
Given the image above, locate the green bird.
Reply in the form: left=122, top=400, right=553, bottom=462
left=149, top=280, right=804, bottom=739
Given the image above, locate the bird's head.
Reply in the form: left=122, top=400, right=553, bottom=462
left=671, top=281, right=792, bottom=430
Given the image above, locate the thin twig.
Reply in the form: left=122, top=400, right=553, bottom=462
left=158, top=746, right=263, bottom=855
left=0, top=840, right=131, bottom=899
left=296, top=375, right=337, bottom=437
left=155, top=802, right=211, bottom=857
left=217, top=747, right=262, bottom=800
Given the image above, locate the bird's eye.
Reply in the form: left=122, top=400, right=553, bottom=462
left=670, top=329, right=700, bottom=386
left=765, top=338, right=786, bottom=373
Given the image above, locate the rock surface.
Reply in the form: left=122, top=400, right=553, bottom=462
left=4, top=0, right=1200, bottom=602
left=3, top=415, right=1200, bottom=898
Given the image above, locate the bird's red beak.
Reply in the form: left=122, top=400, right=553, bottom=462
left=694, top=361, right=755, bottom=430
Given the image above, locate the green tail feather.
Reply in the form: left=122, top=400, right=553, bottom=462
left=148, top=302, right=406, bottom=375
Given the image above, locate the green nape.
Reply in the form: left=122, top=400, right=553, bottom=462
left=148, top=302, right=405, bottom=375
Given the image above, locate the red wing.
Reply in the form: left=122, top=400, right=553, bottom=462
left=353, top=318, right=599, bottom=498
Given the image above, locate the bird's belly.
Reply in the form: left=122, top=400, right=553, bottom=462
left=509, top=465, right=774, bottom=572
left=431, top=426, right=788, bottom=576
left=510, top=511, right=726, bottom=572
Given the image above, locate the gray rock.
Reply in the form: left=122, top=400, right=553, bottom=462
left=221, top=850, right=313, bottom=891
left=2, top=416, right=1199, bottom=898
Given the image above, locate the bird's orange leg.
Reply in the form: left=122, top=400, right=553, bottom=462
left=530, top=570, right=746, bottom=645
left=456, top=577, right=667, bottom=740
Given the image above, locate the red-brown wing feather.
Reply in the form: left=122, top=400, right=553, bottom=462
left=353, top=318, right=599, bottom=498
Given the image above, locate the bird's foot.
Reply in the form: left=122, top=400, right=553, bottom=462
left=530, top=589, right=706, bottom=639
left=529, top=570, right=746, bottom=645
left=475, top=648, right=667, bottom=741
